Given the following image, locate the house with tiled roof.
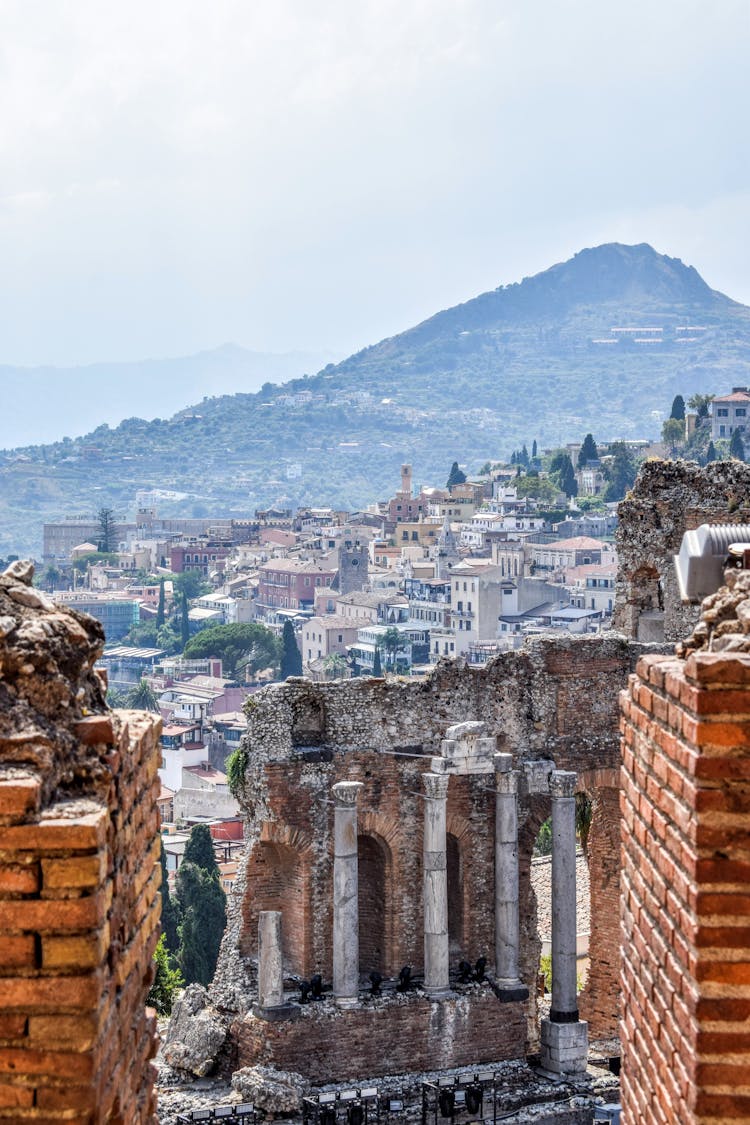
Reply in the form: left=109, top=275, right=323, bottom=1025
left=711, top=386, right=750, bottom=440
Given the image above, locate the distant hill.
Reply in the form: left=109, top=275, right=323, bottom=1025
left=3, top=242, right=750, bottom=558
left=0, top=344, right=338, bottom=448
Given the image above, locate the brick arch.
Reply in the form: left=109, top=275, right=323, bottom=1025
left=445, top=812, right=473, bottom=961
left=241, top=821, right=314, bottom=977
left=575, top=771, right=621, bottom=1039
left=358, top=832, right=393, bottom=978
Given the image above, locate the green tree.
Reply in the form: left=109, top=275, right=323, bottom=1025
left=147, top=935, right=184, bottom=1016
left=323, top=653, right=347, bottom=680
left=72, top=551, right=118, bottom=573
left=661, top=417, right=684, bottom=453
left=531, top=439, right=538, bottom=460
left=688, top=392, right=714, bottom=420
left=705, top=440, right=718, bottom=463
left=577, top=433, right=598, bottom=468
left=183, top=622, right=281, bottom=679
left=382, top=627, right=405, bottom=671
left=159, top=839, right=180, bottom=954
left=670, top=394, right=686, bottom=421
left=515, top=475, right=560, bottom=505
left=176, top=863, right=227, bottom=987
left=280, top=620, right=303, bottom=679
left=730, top=429, right=746, bottom=461
left=550, top=453, right=578, bottom=498
left=183, top=824, right=218, bottom=874
left=173, top=570, right=208, bottom=599
left=446, top=461, right=467, bottom=488
left=603, top=442, right=638, bottom=501
left=97, top=507, right=116, bottom=553
left=226, top=747, right=248, bottom=797
left=180, top=591, right=190, bottom=649
left=156, top=578, right=166, bottom=629
left=125, top=678, right=159, bottom=712
left=372, top=646, right=383, bottom=676
left=40, top=564, right=61, bottom=592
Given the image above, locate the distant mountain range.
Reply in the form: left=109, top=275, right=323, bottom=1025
left=3, top=242, right=750, bottom=558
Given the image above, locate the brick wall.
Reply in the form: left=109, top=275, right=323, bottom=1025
left=620, top=650, right=750, bottom=1124
left=234, top=991, right=526, bottom=1082
left=0, top=711, right=162, bottom=1122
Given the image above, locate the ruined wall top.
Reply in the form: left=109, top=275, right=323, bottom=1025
left=614, top=459, right=750, bottom=643
left=677, top=569, right=750, bottom=657
left=0, top=560, right=110, bottom=806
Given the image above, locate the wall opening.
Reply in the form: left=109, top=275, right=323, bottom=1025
left=358, top=834, right=388, bottom=978
left=447, top=832, right=464, bottom=957
left=242, top=840, right=309, bottom=976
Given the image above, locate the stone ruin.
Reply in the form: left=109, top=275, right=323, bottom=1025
left=0, top=561, right=162, bottom=1122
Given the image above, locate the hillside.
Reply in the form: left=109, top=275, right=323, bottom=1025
left=3, top=242, right=750, bottom=558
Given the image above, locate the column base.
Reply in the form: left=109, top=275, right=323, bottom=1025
left=493, top=979, right=529, bottom=1002
left=334, top=996, right=359, bottom=1009
left=539, top=1017, right=588, bottom=1075
left=424, top=987, right=453, bottom=1001
left=252, top=1003, right=300, bottom=1022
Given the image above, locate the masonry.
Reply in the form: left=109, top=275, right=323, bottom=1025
left=211, top=633, right=653, bottom=1080
left=620, top=570, right=750, bottom=1123
left=0, top=562, right=162, bottom=1122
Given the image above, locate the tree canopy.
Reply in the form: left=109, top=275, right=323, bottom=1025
left=280, top=620, right=303, bottom=679
left=182, top=824, right=219, bottom=875
left=446, top=461, right=467, bottom=488
left=577, top=433, right=598, bottom=467
left=176, top=862, right=227, bottom=987
left=670, top=394, right=686, bottom=421
left=661, top=417, right=684, bottom=453
left=730, top=429, right=746, bottom=461
left=183, top=622, right=281, bottom=679
left=603, top=442, right=638, bottom=501
left=97, top=507, right=116, bottom=553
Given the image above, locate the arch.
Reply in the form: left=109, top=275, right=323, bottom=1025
left=358, top=833, right=391, bottom=978
left=290, top=690, right=326, bottom=747
left=630, top=564, right=665, bottom=641
left=241, top=825, right=313, bottom=977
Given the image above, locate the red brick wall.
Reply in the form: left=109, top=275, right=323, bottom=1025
left=234, top=991, right=526, bottom=1082
left=620, top=651, right=750, bottom=1124
left=0, top=711, right=162, bottom=1123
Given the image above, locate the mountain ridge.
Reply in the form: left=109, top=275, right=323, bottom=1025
left=3, top=242, right=750, bottom=557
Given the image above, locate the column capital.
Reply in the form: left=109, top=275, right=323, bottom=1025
left=549, top=770, right=576, bottom=799
left=422, top=771, right=450, bottom=800
left=494, top=753, right=517, bottom=794
left=333, top=780, right=364, bottom=807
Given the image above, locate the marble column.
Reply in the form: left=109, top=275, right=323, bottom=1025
left=258, top=910, right=284, bottom=1009
left=494, top=753, right=528, bottom=1001
left=333, top=780, right=364, bottom=1008
left=540, top=769, right=588, bottom=1074
left=423, top=771, right=451, bottom=998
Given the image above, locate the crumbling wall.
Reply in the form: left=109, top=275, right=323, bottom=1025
left=614, top=459, right=750, bottom=642
left=0, top=562, right=161, bottom=1122
left=212, top=633, right=655, bottom=1079
left=620, top=574, right=750, bottom=1123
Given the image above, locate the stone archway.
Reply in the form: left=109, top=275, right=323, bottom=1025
left=240, top=825, right=314, bottom=977
left=358, top=832, right=393, bottom=978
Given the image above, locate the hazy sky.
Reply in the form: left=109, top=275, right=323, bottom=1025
left=2, top=0, right=749, bottom=368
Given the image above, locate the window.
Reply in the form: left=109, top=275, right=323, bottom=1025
left=720, top=425, right=726, bottom=436
left=457, top=600, right=463, bottom=611
left=717, top=408, right=729, bottom=417
left=737, top=408, right=747, bottom=417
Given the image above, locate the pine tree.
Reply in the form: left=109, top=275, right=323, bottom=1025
left=577, top=433, right=598, bottom=468
left=730, top=429, right=745, bottom=461
left=180, top=591, right=190, bottom=648
left=280, top=620, right=303, bottom=679
left=531, top=439, right=538, bottom=459
left=446, top=461, right=467, bottom=488
left=159, top=840, right=180, bottom=954
left=372, top=646, right=383, bottom=676
left=156, top=578, right=166, bottom=628
left=183, top=824, right=218, bottom=874
left=670, top=394, right=686, bottom=421
left=705, top=440, right=717, bottom=463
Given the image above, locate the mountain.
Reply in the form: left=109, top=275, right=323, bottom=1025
left=3, top=242, right=750, bottom=558
left=0, top=344, right=338, bottom=448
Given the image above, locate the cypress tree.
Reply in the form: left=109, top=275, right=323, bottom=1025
left=372, top=646, right=383, bottom=676
left=446, top=461, right=467, bottom=488
left=180, top=591, right=190, bottom=648
left=577, top=433, right=598, bottom=468
left=182, top=824, right=218, bottom=874
left=176, top=864, right=227, bottom=987
left=156, top=577, right=166, bottom=628
left=531, top=439, right=538, bottom=459
left=159, top=839, right=180, bottom=954
left=280, top=620, right=303, bottom=679
left=670, top=394, right=686, bottom=421
left=730, top=429, right=745, bottom=461
left=705, top=440, right=717, bottom=463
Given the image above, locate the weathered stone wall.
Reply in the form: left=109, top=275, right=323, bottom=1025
left=213, top=633, right=659, bottom=1079
left=0, top=562, right=161, bottom=1122
left=614, top=459, right=750, bottom=643
left=621, top=644, right=750, bottom=1124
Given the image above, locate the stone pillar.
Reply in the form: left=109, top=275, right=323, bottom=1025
left=258, top=910, right=284, bottom=1009
left=540, top=769, right=588, bottom=1074
left=423, top=771, right=451, bottom=998
left=494, top=753, right=528, bottom=1001
left=333, top=780, right=363, bottom=1008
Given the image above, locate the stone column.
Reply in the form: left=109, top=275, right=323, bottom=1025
left=423, top=771, right=451, bottom=998
left=258, top=910, right=284, bottom=1009
left=494, top=753, right=528, bottom=1001
left=540, top=769, right=588, bottom=1074
left=333, top=780, right=363, bottom=1008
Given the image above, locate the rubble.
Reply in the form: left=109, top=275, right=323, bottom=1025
left=162, top=984, right=229, bottom=1077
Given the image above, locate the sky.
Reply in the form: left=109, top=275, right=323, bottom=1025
left=2, top=0, right=750, bottom=375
